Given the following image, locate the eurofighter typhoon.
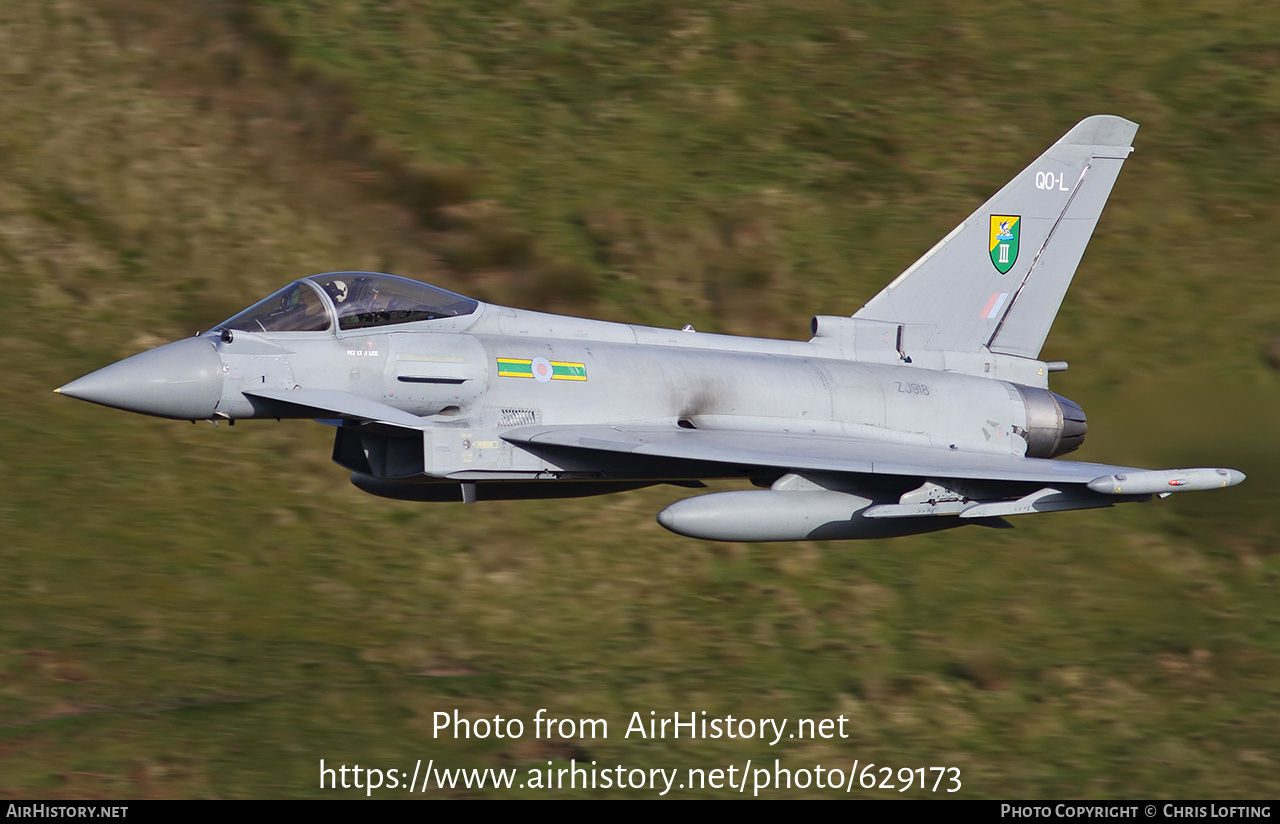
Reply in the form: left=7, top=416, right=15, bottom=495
left=58, top=116, right=1243, bottom=541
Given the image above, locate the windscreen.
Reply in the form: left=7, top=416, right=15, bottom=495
left=220, top=281, right=331, bottom=333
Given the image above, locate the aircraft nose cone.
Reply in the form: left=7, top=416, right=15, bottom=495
left=57, top=337, right=223, bottom=420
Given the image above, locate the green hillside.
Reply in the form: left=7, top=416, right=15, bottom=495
left=1, top=0, right=1277, bottom=797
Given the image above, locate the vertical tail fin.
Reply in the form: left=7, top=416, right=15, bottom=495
left=854, top=115, right=1138, bottom=358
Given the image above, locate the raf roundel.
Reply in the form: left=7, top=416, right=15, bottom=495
left=531, top=357, right=553, bottom=383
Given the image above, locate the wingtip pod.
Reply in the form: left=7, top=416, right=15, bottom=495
left=1087, top=468, right=1245, bottom=496
left=1057, top=114, right=1139, bottom=150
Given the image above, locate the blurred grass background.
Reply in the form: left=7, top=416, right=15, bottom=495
left=1, top=0, right=1277, bottom=797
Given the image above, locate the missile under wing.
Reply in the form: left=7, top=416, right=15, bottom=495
left=57, top=115, right=1245, bottom=542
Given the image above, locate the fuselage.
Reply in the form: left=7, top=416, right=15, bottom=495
left=57, top=272, right=1084, bottom=489
left=197, top=278, right=1072, bottom=484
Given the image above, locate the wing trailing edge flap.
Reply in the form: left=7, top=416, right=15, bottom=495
left=501, top=424, right=1135, bottom=486
left=243, top=388, right=428, bottom=429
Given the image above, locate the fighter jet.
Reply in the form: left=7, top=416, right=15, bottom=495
left=57, top=115, right=1243, bottom=541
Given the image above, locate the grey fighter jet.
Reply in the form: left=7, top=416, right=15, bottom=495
left=57, top=115, right=1244, bottom=541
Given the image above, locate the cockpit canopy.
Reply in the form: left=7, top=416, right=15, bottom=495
left=220, top=273, right=478, bottom=334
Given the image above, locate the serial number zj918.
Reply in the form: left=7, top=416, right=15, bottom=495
left=894, top=381, right=930, bottom=396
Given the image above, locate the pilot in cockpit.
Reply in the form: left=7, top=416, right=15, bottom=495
left=325, top=278, right=349, bottom=305
left=323, top=275, right=385, bottom=327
